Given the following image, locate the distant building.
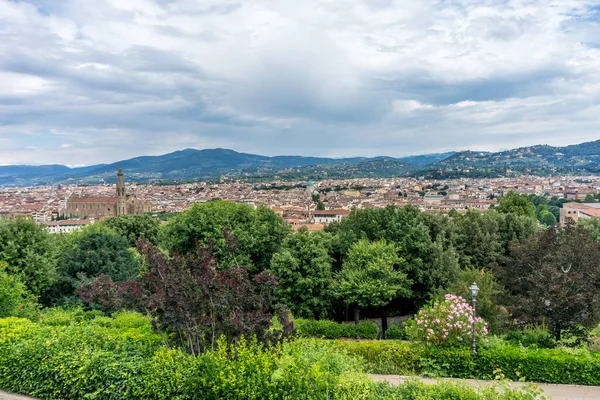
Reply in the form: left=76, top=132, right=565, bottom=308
left=45, top=219, right=92, bottom=234
left=310, top=209, right=349, bottom=224
left=64, top=168, right=152, bottom=219
left=560, top=202, right=600, bottom=227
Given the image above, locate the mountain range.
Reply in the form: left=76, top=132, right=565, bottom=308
left=1, top=139, right=600, bottom=186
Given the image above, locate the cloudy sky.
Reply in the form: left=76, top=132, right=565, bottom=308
left=2, top=0, right=600, bottom=165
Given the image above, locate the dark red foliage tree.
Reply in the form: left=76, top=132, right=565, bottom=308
left=494, top=224, right=600, bottom=340
left=79, top=239, right=293, bottom=355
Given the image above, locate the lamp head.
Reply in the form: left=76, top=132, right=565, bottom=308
left=469, top=282, right=479, bottom=299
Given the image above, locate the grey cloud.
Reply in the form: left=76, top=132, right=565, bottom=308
left=1, top=0, right=600, bottom=165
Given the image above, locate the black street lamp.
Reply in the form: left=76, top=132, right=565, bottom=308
left=469, top=282, right=479, bottom=360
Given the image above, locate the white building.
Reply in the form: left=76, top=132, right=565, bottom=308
left=45, top=219, right=92, bottom=234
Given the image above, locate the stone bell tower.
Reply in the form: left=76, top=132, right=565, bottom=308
left=116, top=167, right=127, bottom=216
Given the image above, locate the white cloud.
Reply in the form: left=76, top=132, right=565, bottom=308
left=1, top=0, right=600, bottom=164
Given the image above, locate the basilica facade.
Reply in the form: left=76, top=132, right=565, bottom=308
left=64, top=168, right=152, bottom=219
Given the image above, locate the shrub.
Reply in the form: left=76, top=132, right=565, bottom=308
left=0, top=265, right=40, bottom=320
left=0, top=316, right=551, bottom=400
left=505, top=324, right=555, bottom=349
left=587, top=324, right=600, bottom=352
left=336, top=339, right=600, bottom=386
left=404, top=294, right=488, bottom=346
left=295, top=319, right=379, bottom=339
left=384, top=322, right=404, bottom=340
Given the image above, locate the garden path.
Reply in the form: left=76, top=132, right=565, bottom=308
left=0, top=391, right=35, bottom=400
left=370, top=374, right=600, bottom=400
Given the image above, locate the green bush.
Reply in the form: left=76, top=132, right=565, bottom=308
left=295, top=319, right=379, bottom=339
left=0, top=314, right=549, bottom=399
left=0, top=265, right=40, bottom=320
left=505, top=324, right=555, bottom=349
left=336, top=339, right=600, bottom=386
left=384, top=322, right=403, bottom=340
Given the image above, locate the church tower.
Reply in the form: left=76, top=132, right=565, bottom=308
left=116, top=167, right=127, bottom=216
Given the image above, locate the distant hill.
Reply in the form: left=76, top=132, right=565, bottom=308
left=435, top=140, right=600, bottom=175
left=1, top=140, right=600, bottom=186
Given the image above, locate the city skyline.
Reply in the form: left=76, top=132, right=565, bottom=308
left=2, top=0, right=600, bottom=165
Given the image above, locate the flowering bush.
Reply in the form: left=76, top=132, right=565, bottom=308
left=404, top=294, right=488, bottom=347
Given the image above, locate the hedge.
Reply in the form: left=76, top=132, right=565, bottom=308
left=0, top=314, right=541, bottom=400
left=294, top=319, right=380, bottom=339
left=335, top=339, right=600, bottom=385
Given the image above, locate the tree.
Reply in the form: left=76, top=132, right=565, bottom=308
left=102, top=214, right=160, bottom=246
left=329, top=205, right=457, bottom=312
left=447, top=210, right=502, bottom=270
left=269, top=229, right=334, bottom=319
left=333, top=240, right=411, bottom=325
left=316, top=200, right=326, bottom=211
left=580, top=217, right=600, bottom=243
left=46, top=228, right=140, bottom=306
left=0, top=217, right=57, bottom=295
left=496, top=191, right=536, bottom=220
left=494, top=225, right=600, bottom=339
left=585, top=194, right=596, bottom=203
left=158, top=200, right=291, bottom=273
left=539, top=210, right=557, bottom=226
left=0, top=262, right=40, bottom=319
left=79, top=240, right=292, bottom=355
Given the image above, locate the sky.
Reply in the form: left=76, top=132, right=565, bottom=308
left=2, top=0, right=600, bottom=166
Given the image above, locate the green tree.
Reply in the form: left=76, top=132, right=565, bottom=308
left=102, top=214, right=160, bottom=246
left=0, top=262, right=40, bottom=319
left=329, top=205, right=457, bottom=311
left=334, top=240, right=411, bottom=324
left=447, top=210, right=501, bottom=270
left=496, top=191, right=536, bottom=220
left=269, top=229, right=334, bottom=319
left=0, top=217, right=57, bottom=295
left=316, top=200, right=326, bottom=211
left=158, top=200, right=291, bottom=273
left=580, top=217, right=600, bottom=243
left=47, top=228, right=140, bottom=306
left=539, top=210, right=557, bottom=226
left=584, top=194, right=596, bottom=203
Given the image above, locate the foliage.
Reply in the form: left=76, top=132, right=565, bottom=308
left=444, top=268, right=510, bottom=334
left=0, top=314, right=551, bottom=400
left=79, top=240, right=292, bottom=355
left=384, top=322, right=404, bottom=340
left=580, top=217, right=600, bottom=243
left=494, top=225, right=600, bottom=339
left=294, top=319, right=379, bottom=339
left=496, top=191, right=536, bottom=220
left=0, top=217, right=57, bottom=295
left=329, top=205, right=459, bottom=311
left=158, top=200, right=291, bottom=273
left=337, top=339, right=600, bottom=386
left=0, top=263, right=40, bottom=320
left=47, top=229, right=140, bottom=306
left=587, top=324, right=600, bottom=352
left=504, top=324, right=556, bottom=349
left=444, top=210, right=538, bottom=270
left=404, top=294, right=488, bottom=347
left=334, top=240, right=411, bottom=322
left=269, top=230, right=334, bottom=319
left=102, top=214, right=160, bottom=246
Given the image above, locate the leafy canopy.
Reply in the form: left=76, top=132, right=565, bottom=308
left=334, top=240, right=411, bottom=310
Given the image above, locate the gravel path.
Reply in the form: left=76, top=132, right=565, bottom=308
left=370, top=374, right=600, bottom=400
left=0, top=391, right=36, bottom=400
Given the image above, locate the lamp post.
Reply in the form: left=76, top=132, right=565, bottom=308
left=469, top=282, right=479, bottom=361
